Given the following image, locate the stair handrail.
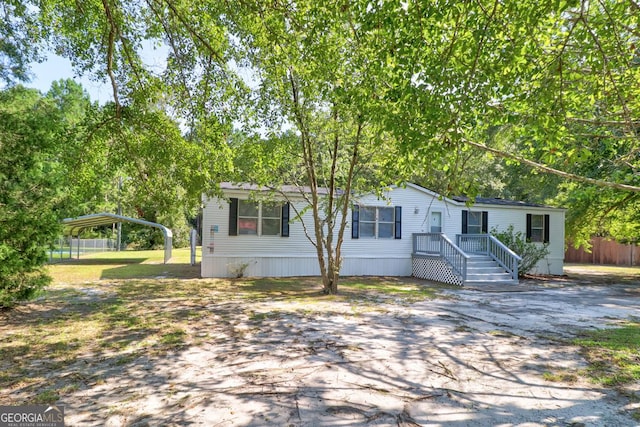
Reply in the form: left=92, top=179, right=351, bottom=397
left=487, top=235, right=522, bottom=281
left=455, top=233, right=489, bottom=254
left=413, top=233, right=469, bottom=279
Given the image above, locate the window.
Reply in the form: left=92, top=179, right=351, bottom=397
left=229, top=198, right=289, bottom=237
left=527, top=214, right=549, bottom=243
left=352, top=205, right=401, bottom=239
left=462, top=211, right=488, bottom=234
left=260, top=203, right=281, bottom=236
left=238, top=200, right=259, bottom=235
left=467, top=212, right=483, bottom=234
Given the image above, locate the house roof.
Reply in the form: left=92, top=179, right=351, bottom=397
left=404, top=183, right=562, bottom=210
left=219, top=182, right=335, bottom=195
left=218, top=181, right=562, bottom=210
left=450, top=195, right=551, bottom=208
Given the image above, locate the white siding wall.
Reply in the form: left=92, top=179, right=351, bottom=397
left=201, top=190, right=320, bottom=278
left=200, top=186, right=423, bottom=277
left=339, top=186, right=455, bottom=276
left=201, top=185, right=565, bottom=277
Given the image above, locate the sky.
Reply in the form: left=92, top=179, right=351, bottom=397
left=28, top=54, right=112, bottom=103
left=27, top=39, right=168, bottom=104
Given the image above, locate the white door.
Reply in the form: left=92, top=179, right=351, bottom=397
left=430, top=211, right=442, bottom=233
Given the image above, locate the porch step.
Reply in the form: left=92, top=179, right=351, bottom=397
left=465, top=255, right=518, bottom=285
left=465, top=273, right=516, bottom=282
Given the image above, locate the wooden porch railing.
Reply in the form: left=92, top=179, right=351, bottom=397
left=413, top=233, right=469, bottom=279
left=456, top=234, right=522, bottom=281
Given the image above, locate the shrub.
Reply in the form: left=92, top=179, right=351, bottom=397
left=0, top=270, right=50, bottom=308
left=491, top=225, right=550, bottom=276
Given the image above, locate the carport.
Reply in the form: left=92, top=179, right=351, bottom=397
left=63, top=213, right=173, bottom=264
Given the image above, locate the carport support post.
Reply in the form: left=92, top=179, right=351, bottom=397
left=164, top=233, right=172, bottom=264
left=117, top=222, right=122, bottom=251
left=190, top=229, right=197, bottom=266
left=117, top=176, right=122, bottom=251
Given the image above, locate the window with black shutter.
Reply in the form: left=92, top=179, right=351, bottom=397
left=462, top=210, right=488, bottom=234
left=229, top=199, right=288, bottom=237
left=526, top=213, right=550, bottom=243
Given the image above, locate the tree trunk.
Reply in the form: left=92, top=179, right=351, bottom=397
left=322, top=264, right=339, bottom=295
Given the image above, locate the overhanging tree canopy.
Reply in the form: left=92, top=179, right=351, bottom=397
left=2, top=0, right=639, bottom=296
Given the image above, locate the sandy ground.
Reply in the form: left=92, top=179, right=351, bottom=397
left=6, top=275, right=640, bottom=426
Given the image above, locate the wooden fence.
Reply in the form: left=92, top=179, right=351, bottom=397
left=565, top=237, right=639, bottom=266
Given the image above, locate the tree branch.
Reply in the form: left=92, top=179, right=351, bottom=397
left=597, top=192, right=639, bottom=230
left=578, top=13, right=634, bottom=133
left=101, top=0, right=121, bottom=117
left=159, top=0, right=226, bottom=65
left=462, top=138, right=640, bottom=192
left=567, top=117, right=640, bottom=127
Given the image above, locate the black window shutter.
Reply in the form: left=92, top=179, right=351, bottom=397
left=352, top=204, right=359, bottom=239
left=281, top=203, right=290, bottom=237
left=544, top=214, right=550, bottom=243
left=462, top=210, right=468, bottom=234
left=394, top=206, right=402, bottom=239
left=482, top=211, right=488, bottom=233
left=526, top=214, right=532, bottom=240
left=229, top=198, right=238, bottom=236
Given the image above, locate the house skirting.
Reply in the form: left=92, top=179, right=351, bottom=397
left=530, top=257, right=564, bottom=276
left=201, top=255, right=412, bottom=278
left=412, top=254, right=463, bottom=286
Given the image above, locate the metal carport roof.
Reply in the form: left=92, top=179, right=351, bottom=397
left=62, top=213, right=173, bottom=264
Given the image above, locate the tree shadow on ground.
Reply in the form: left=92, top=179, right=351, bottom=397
left=1, top=276, right=638, bottom=426
left=99, top=263, right=200, bottom=280
left=50, top=255, right=201, bottom=280
left=58, top=257, right=149, bottom=265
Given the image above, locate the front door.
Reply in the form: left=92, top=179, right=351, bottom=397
left=430, top=211, right=442, bottom=233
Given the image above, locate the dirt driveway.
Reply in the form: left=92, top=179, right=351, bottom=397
left=2, top=269, right=640, bottom=426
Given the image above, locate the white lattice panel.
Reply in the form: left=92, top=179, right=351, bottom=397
left=412, top=255, right=463, bottom=286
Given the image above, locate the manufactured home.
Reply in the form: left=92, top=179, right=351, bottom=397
left=201, top=183, right=565, bottom=285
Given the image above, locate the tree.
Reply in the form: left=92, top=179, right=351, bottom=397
left=349, top=0, right=638, bottom=189
left=1, top=0, right=236, bottom=305
left=35, top=0, right=235, bottom=244
left=226, top=1, right=638, bottom=291
left=43, top=79, right=114, bottom=216
left=341, top=0, right=639, bottom=253
left=362, top=1, right=640, bottom=187
left=224, top=2, right=413, bottom=294
left=0, top=80, right=124, bottom=307
left=0, top=86, right=67, bottom=307
left=0, top=1, right=38, bottom=84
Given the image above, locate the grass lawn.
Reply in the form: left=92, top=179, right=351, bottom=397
left=47, top=247, right=201, bottom=283
left=543, top=264, right=640, bottom=394
left=564, top=263, right=640, bottom=285
left=574, top=322, right=640, bottom=388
